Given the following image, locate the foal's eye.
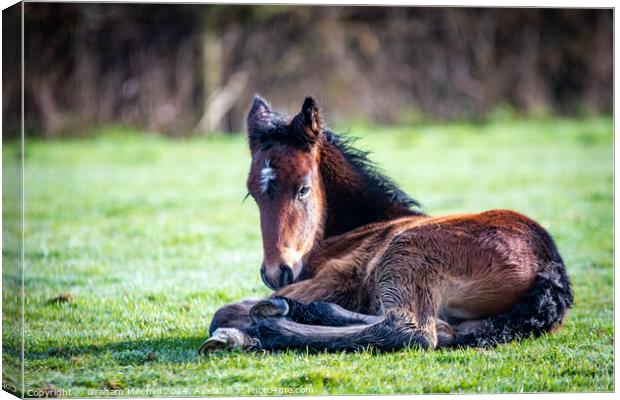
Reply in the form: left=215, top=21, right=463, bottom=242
left=297, top=185, right=311, bottom=199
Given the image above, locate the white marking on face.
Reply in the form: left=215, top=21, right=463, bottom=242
left=260, top=159, right=276, bottom=194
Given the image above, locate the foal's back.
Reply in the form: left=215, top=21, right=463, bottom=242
left=378, top=210, right=543, bottom=319
left=305, top=209, right=552, bottom=320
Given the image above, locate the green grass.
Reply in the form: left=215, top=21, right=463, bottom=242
left=2, top=116, right=613, bottom=396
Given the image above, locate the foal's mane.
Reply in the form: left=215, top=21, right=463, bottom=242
left=322, top=130, right=423, bottom=213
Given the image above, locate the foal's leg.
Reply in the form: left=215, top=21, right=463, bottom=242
left=251, top=296, right=383, bottom=326
left=201, top=278, right=383, bottom=354
left=201, top=296, right=363, bottom=355
left=436, top=319, right=458, bottom=347
left=250, top=237, right=449, bottom=352
left=251, top=307, right=433, bottom=352
left=372, top=234, right=446, bottom=348
left=199, top=299, right=261, bottom=355
left=200, top=276, right=376, bottom=354
left=249, top=307, right=438, bottom=353
left=266, top=266, right=387, bottom=326
left=200, top=274, right=359, bottom=354
left=204, top=293, right=450, bottom=354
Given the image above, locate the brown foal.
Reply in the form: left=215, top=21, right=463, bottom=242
left=200, top=96, right=573, bottom=354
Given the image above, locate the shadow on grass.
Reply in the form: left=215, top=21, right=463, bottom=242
left=26, top=336, right=238, bottom=365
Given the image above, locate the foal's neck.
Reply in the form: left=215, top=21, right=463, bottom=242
left=318, top=134, right=423, bottom=239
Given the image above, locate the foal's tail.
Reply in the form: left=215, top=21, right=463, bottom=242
left=452, top=228, right=574, bottom=348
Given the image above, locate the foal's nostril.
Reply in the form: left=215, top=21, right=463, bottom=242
left=279, top=264, right=294, bottom=288
left=260, top=264, right=294, bottom=290
left=260, top=265, right=275, bottom=290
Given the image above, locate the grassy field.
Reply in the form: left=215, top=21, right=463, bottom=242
left=2, top=116, right=613, bottom=396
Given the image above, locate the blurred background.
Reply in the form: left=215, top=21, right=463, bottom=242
left=2, top=4, right=613, bottom=138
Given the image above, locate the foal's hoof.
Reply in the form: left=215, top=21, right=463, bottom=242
left=436, top=320, right=457, bottom=348
left=409, top=333, right=432, bottom=350
left=198, top=328, right=257, bottom=356
left=250, top=298, right=289, bottom=322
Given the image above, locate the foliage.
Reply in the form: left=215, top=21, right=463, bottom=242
left=4, top=5, right=612, bottom=136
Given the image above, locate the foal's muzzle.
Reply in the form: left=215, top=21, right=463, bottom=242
left=260, top=264, right=294, bottom=290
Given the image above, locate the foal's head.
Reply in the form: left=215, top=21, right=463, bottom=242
left=246, top=96, right=326, bottom=290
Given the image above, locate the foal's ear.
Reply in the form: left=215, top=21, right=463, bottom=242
left=290, top=97, right=322, bottom=149
left=247, top=95, right=273, bottom=135
left=300, top=96, right=322, bottom=136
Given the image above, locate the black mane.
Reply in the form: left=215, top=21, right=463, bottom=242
left=323, top=130, right=424, bottom=214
